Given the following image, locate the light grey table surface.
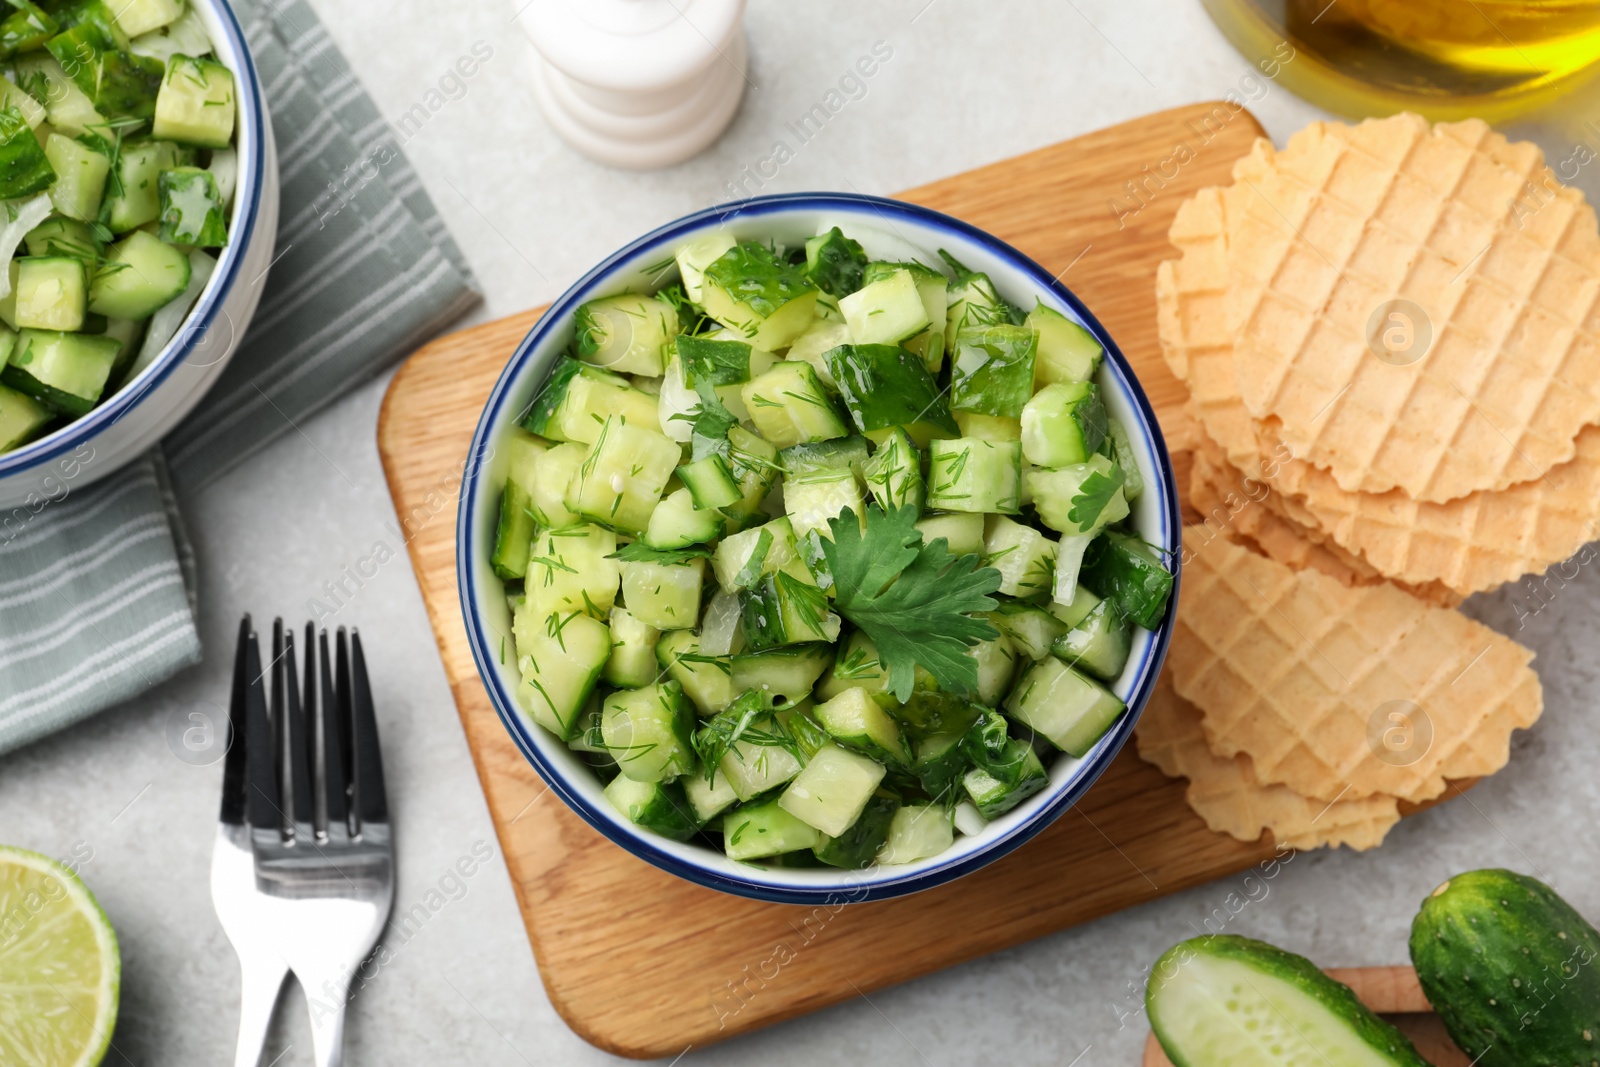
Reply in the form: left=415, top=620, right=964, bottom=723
left=4, top=2, right=1599, bottom=1064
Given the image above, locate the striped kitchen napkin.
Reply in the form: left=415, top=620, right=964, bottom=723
left=0, top=0, right=479, bottom=755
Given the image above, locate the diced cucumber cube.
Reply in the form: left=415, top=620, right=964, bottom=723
left=1105, top=417, right=1144, bottom=501
left=740, top=360, right=847, bottom=448
left=0, top=105, right=52, bottom=199
left=0, top=2, right=56, bottom=60
left=0, top=328, right=119, bottom=415
left=524, top=523, right=620, bottom=618
left=48, top=20, right=165, bottom=122
left=724, top=795, right=823, bottom=862
left=674, top=230, right=735, bottom=303
left=779, top=438, right=869, bottom=486
left=602, top=607, right=661, bottom=688
left=523, top=356, right=661, bottom=444
left=574, top=292, right=677, bottom=376
left=802, top=226, right=866, bottom=297
left=824, top=343, right=958, bottom=444
left=785, top=317, right=851, bottom=389
left=1004, top=657, right=1126, bottom=757
left=783, top=467, right=863, bottom=540
left=676, top=453, right=740, bottom=510
left=779, top=743, right=886, bottom=837
left=876, top=804, right=953, bottom=865
left=719, top=425, right=781, bottom=529
left=684, top=770, right=739, bottom=823
left=813, top=685, right=910, bottom=766
left=989, top=599, right=1067, bottom=661
left=1048, top=584, right=1102, bottom=629
left=41, top=134, right=106, bottom=221
left=740, top=571, right=838, bottom=649
left=954, top=411, right=1021, bottom=441
left=89, top=229, right=189, bottom=318
left=513, top=610, right=610, bottom=740
left=927, top=437, right=1021, bottom=514
left=603, top=775, right=698, bottom=842
left=157, top=165, right=227, bottom=247
left=865, top=261, right=949, bottom=373
left=839, top=268, right=929, bottom=346
left=913, top=730, right=970, bottom=801
left=863, top=426, right=923, bottom=512
left=943, top=266, right=1009, bottom=348
left=0, top=379, right=52, bottom=451
left=814, top=630, right=890, bottom=704
left=620, top=557, right=704, bottom=630
left=656, top=629, right=733, bottom=717
left=14, top=256, right=86, bottom=332
left=643, top=486, right=723, bottom=548
left=701, top=241, right=819, bottom=350
left=0, top=72, right=44, bottom=129
left=718, top=740, right=803, bottom=801
left=1027, top=301, right=1103, bottom=386
left=109, top=0, right=184, bottom=37
left=1028, top=453, right=1129, bottom=537
left=950, top=324, right=1037, bottom=418
left=970, top=632, right=1019, bottom=706
left=1021, top=380, right=1107, bottom=468
left=152, top=53, right=234, bottom=147
left=914, top=511, right=985, bottom=556
left=489, top=429, right=546, bottom=580
left=963, top=744, right=1048, bottom=818
left=730, top=643, right=833, bottom=709
left=982, top=515, right=1057, bottom=599
left=813, top=793, right=897, bottom=869
left=601, top=682, right=695, bottom=782
left=1080, top=528, right=1175, bottom=631
left=12, top=55, right=105, bottom=135
left=565, top=417, right=679, bottom=535
left=528, top=441, right=583, bottom=527
left=712, top=517, right=813, bottom=592
left=1052, top=598, right=1133, bottom=681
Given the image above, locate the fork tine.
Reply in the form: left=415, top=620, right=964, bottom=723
left=348, top=628, right=389, bottom=830
left=220, top=614, right=252, bottom=825
left=244, top=622, right=280, bottom=833
left=279, top=622, right=315, bottom=841
left=317, top=626, right=348, bottom=836
left=334, top=628, right=355, bottom=807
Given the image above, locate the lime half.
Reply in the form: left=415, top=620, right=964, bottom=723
left=0, top=845, right=120, bottom=1067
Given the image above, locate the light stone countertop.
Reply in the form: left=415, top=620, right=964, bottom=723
left=4, top=2, right=1598, bottom=1064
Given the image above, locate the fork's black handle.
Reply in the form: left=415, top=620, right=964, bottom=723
left=220, top=615, right=253, bottom=826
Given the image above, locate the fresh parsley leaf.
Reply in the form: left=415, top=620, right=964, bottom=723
left=1068, top=464, right=1126, bottom=529
left=607, top=542, right=713, bottom=565
left=689, top=381, right=738, bottom=461
left=821, top=505, right=1001, bottom=701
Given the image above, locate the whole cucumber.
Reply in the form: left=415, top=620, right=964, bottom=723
left=1410, top=868, right=1600, bottom=1066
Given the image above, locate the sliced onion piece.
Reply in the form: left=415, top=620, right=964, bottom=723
left=0, top=194, right=54, bottom=299
left=130, top=249, right=216, bottom=380
left=699, top=588, right=743, bottom=657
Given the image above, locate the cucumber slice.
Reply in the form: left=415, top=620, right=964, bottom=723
left=48, top=18, right=165, bottom=121
left=1028, top=453, right=1129, bottom=536
left=970, top=632, right=1019, bottom=706
left=529, top=441, right=583, bottom=527
left=14, top=256, right=86, bottom=332
left=619, top=557, right=703, bottom=630
left=88, top=230, right=190, bottom=318
left=785, top=317, right=851, bottom=389
left=927, top=437, right=1021, bottom=514
left=730, top=643, right=833, bottom=709
left=914, top=511, right=985, bottom=556
left=839, top=267, right=930, bottom=345
left=989, top=599, right=1067, bottom=661
left=602, top=607, right=660, bottom=688
left=677, top=453, right=741, bottom=510
left=152, top=53, right=234, bottom=147
left=862, top=426, right=922, bottom=512
left=1052, top=598, right=1131, bottom=681
left=876, top=804, right=953, bottom=865
left=741, top=360, right=847, bottom=448
left=104, top=138, right=189, bottom=236
left=779, top=435, right=869, bottom=480
left=574, top=292, right=677, bottom=376
left=913, top=730, right=970, bottom=801
left=0, top=105, right=53, bottom=199
left=656, top=629, right=733, bottom=717
left=950, top=324, right=1038, bottom=418
left=982, top=515, right=1056, bottom=599
left=813, top=793, right=897, bottom=869
left=1027, top=301, right=1103, bottom=386
left=513, top=610, right=610, bottom=740
left=1, top=328, right=119, bottom=415
left=643, top=486, right=723, bottom=548
left=565, top=417, right=679, bottom=535
left=813, top=685, right=910, bottom=766
left=601, top=682, right=695, bottom=782
left=802, top=226, right=866, bottom=297
left=674, top=230, right=735, bottom=303
left=953, top=411, right=1021, bottom=441
left=740, top=571, right=838, bottom=649
left=779, top=743, right=886, bottom=837
left=1080, top=528, right=1175, bottom=631
left=865, top=261, right=949, bottom=373
left=783, top=468, right=864, bottom=540
left=1005, top=657, right=1124, bottom=757
left=683, top=769, right=739, bottom=823
left=522, top=356, right=660, bottom=444
left=13, top=55, right=106, bottom=135
left=824, top=343, right=958, bottom=443
left=489, top=429, right=546, bottom=580
left=0, top=379, right=52, bottom=451
left=1048, top=584, right=1101, bottom=629
left=962, top=744, right=1046, bottom=818
left=1105, top=417, right=1144, bottom=501
left=0, top=3, right=57, bottom=60
left=1147, top=935, right=1429, bottom=1067
left=711, top=517, right=812, bottom=592
left=110, top=0, right=183, bottom=37
left=157, top=165, right=227, bottom=247
left=814, top=630, right=890, bottom=703
left=717, top=736, right=804, bottom=801
left=1020, top=380, right=1107, bottom=467
left=701, top=242, right=820, bottom=351
left=524, top=524, right=620, bottom=618
left=603, top=775, right=699, bottom=842
left=719, top=425, right=781, bottom=529
left=25, top=216, right=100, bottom=262
left=724, top=795, right=823, bottom=862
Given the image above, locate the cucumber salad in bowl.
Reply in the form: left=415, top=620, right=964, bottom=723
left=490, top=224, right=1174, bottom=871
left=0, top=0, right=237, bottom=453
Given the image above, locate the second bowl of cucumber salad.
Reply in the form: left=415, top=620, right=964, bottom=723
left=460, top=193, right=1181, bottom=903
left=0, top=0, right=275, bottom=507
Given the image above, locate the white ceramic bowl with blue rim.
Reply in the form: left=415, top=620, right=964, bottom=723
left=0, top=0, right=278, bottom=509
left=459, top=193, right=1181, bottom=904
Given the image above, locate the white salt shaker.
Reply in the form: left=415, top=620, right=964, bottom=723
left=519, top=0, right=749, bottom=170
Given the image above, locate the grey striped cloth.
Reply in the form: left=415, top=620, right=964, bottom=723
left=0, top=0, right=479, bottom=754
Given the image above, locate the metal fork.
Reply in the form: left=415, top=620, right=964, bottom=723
left=213, top=617, right=396, bottom=1067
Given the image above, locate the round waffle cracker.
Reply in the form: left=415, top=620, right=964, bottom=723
left=1169, top=527, right=1542, bottom=804
left=1137, top=676, right=1401, bottom=851
left=1228, top=114, right=1600, bottom=503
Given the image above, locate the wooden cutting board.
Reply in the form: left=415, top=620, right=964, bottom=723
left=376, top=102, right=1463, bottom=1059
left=1141, top=966, right=1469, bottom=1066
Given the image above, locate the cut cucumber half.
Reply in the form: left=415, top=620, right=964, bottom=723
left=1147, top=935, right=1428, bottom=1067
left=88, top=230, right=190, bottom=319
left=0, top=845, right=120, bottom=1067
